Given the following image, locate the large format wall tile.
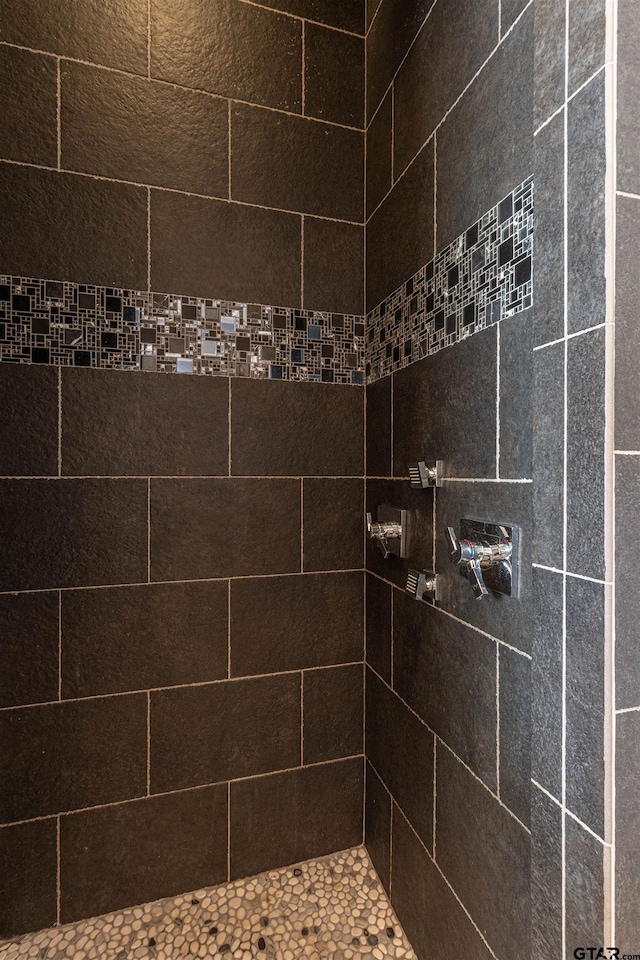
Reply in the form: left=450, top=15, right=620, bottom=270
left=302, top=479, right=364, bottom=571
left=0, top=45, right=57, bottom=167
left=62, top=581, right=229, bottom=698
left=0, top=0, right=149, bottom=73
left=304, top=24, right=364, bottom=128
left=365, top=376, right=392, bottom=477
left=0, top=819, right=58, bottom=939
left=531, top=566, right=563, bottom=800
left=533, top=0, right=565, bottom=129
left=616, top=710, right=640, bottom=950
left=499, top=647, right=531, bottom=826
left=531, top=788, right=563, bottom=958
left=366, top=92, right=392, bottom=219
left=365, top=573, right=392, bottom=685
left=533, top=341, right=564, bottom=568
left=365, top=0, right=433, bottom=123
left=303, top=218, right=364, bottom=316
left=616, top=456, right=640, bottom=708
left=150, top=674, right=301, bottom=792
left=303, top=664, right=364, bottom=763
left=0, top=364, right=58, bottom=476
left=150, top=478, right=301, bottom=581
left=62, top=367, right=229, bottom=477
left=0, top=478, right=148, bottom=591
left=533, top=111, right=565, bottom=347
left=565, top=817, right=605, bottom=955
left=230, top=758, right=363, bottom=879
left=0, top=592, right=59, bottom=708
left=499, top=309, right=533, bottom=479
left=230, top=572, right=364, bottom=676
left=231, top=379, right=364, bottom=476
left=251, top=0, right=364, bottom=33
left=231, top=104, right=363, bottom=222
left=0, top=165, right=147, bottom=290
left=365, top=669, right=434, bottom=850
left=568, top=0, right=606, bottom=96
left=435, top=745, right=530, bottom=960
left=364, top=761, right=391, bottom=892
left=150, top=190, right=301, bottom=307
left=0, top=694, right=147, bottom=822
left=151, top=0, right=302, bottom=111
left=61, top=63, right=229, bottom=197
left=60, top=786, right=228, bottom=923
left=617, top=0, right=640, bottom=194
left=615, top=196, right=640, bottom=452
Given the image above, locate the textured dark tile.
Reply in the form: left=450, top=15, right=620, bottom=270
left=232, top=104, right=363, bottom=221
left=566, top=577, right=606, bottom=837
left=565, top=816, right=606, bottom=955
left=151, top=0, right=301, bottom=111
left=436, top=745, right=530, bottom=960
left=366, top=0, right=379, bottom=30
left=0, top=364, right=58, bottom=476
left=231, top=379, right=363, bottom=477
left=533, top=341, right=564, bottom=567
left=0, top=592, right=59, bottom=709
left=62, top=581, right=228, bottom=698
left=61, top=62, right=228, bottom=196
left=151, top=674, right=301, bottom=792
left=615, top=197, right=640, bottom=451
left=499, top=309, right=533, bottom=478
left=365, top=573, right=392, bottom=684
left=0, top=0, right=148, bottom=73
left=534, top=0, right=565, bottom=129
left=230, top=758, right=363, bottom=878
left=365, top=761, right=391, bottom=893
left=569, top=0, right=606, bottom=95
left=366, top=91, right=392, bottom=218
left=251, top=0, right=364, bottom=34
left=501, top=0, right=529, bottom=31
left=231, top=572, right=363, bottom=675
left=393, top=0, right=498, bottom=177
left=365, top=479, right=434, bottom=591
left=305, top=23, right=364, bottom=128
left=393, top=590, right=497, bottom=788
left=304, top=664, right=363, bottom=764
left=533, top=111, right=565, bottom=347
left=365, top=0, right=433, bottom=122
left=532, top=566, right=563, bottom=800
left=616, top=710, right=640, bottom=950
left=366, top=376, right=391, bottom=478
left=60, top=786, right=228, bottom=923
left=566, top=328, right=606, bottom=578
left=0, top=165, right=147, bottom=290
left=567, top=74, right=606, bottom=333
left=435, top=480, right=533, bottom=654
left=531, top=787, right=563, bottom=959
left=62, top=367, right=229, bottom=477
left=0, top=694, right=146, bottom=822
left=391, top=808, right=493, bottom=960
left=150, top=478, right=301, bottom=581
left=0, top=46, right=57, bottom=166
left=303, top=218, right=364, bottom=315
left=499, top=647, right=530, bottom=826
left=436, top=8, right=533, bottom=250
left=366, top=669, right=434, bottom=850
left=0, top=819, right=57, bottom=938
left=393, top=323, right=497, bottom=479
left=618, top=0, right=640, bottom=194
left=567, top=73, right=606, bottom=335
left=303, top=479, right=364, bottom=571
left=616, top=456, right=640, bottom=708
left=151, top=189, right=301, bottom=307
left=366, top=141, right=434, bottom=310
left=0, top=479, right=148, bottom=591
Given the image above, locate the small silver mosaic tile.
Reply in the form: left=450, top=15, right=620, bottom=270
left=365, top=176, right=533, bottom=383
left=0, top=279, right=365, bottom=385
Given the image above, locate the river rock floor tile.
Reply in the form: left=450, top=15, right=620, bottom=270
left=0, top=846, right=415, bottom=960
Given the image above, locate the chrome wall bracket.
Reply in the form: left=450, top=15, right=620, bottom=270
left=446, top=519, right=520, bottom=600
left=406, top=569, right=439, bottom=605
left=408, top=460, right=443, bottom=488
left=366, top=505, right=407, bottom=559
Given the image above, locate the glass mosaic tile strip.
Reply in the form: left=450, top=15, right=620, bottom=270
left=0, top=278, right=365, bottom=385
left=365, top=176, right=534, bottom=383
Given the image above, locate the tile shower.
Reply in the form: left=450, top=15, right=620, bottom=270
left=0, top=2, right=637, bottom=960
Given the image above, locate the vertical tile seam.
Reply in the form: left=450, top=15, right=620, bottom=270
left=227, top=780, right=231, bottom=882
left=228, top=377, right=232, bottom=476
left=498, top=0, right=502, bottom=40
left=301, top=20, right=306, bottom=116
left=227, top=578, right=231, bottom=679
left=300, top=214, right=305, bottom=306
left=147, top=0, right=151, bottom=79
left=433, top=133, right=437, bottom=259
left=495, top=645, right=500, bottom=798
left=58, top=590, right=62, bottom=701
left=300, top=669, right=304, bottom=765
left=388, top=798, right=394, bottom=897
left=390, top=83, right=395, bottom=185
left=432, top=735, right=437, bottom=859
left=147, top=478, right=151, bottom=583
left=146, top=690, right=151, bottom=797
left=300, top=478, right=304, bottom=571
left=496, top=324, right=501, bottom=478
left=57, top=366, right=62, bottom=476
left=56, top=814, right=61, bottom=925
left=228, top=100, right=232, bottom=200
left=146, top=186, right=151, bottom=292
left=56, top=58, right=61, bottom=171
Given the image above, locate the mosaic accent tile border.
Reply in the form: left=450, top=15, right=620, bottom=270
left=365, top=176, right=534, bottom=383
left=0, top=846, right=416, bottom=960
left=0, top=278, right=365, bottom=385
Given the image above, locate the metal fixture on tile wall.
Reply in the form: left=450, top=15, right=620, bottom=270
left=408, top=460, right=443, bottom=488
left=405, top=568, right=439, bottom=605
left=366, top=506, right=407, bottom=559
left=446, top=519, right=520, bottom=600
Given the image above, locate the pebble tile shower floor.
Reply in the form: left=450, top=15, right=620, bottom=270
left=0, top=847, right=415, bottom=960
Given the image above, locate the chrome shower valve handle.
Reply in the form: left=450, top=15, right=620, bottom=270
left=446, top=524, right=515, bottom=600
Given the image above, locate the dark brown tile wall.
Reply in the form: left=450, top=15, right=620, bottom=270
left=0, top=362, right=365, bottom=938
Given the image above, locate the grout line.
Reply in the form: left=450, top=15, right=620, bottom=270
left=56, top=815, right=61, bottom=924
left=300, top=479, right=304, bottom=571
left=534, top=61, right=610, bottom=137
left=57, top=367, right=62, bottom=476
left=300, top=215, right=305, bottom=306
left=496, top=324, right=501, bottom=478
left=614, top=449, right=640, bottom=455
left=616, top=704, right=640, bottom=714
left=227, top=780, right=231, bottom=883
left=390, top=83, right=395, bottom=184
left=240, top=0, right=365, bottom=37
left=389, top=372, right=394, bottom=476
left=147, top=187, right=151, bottom=291
left=561, top=3, right=569, bottom=950
left=301, top=20, right=306, bottom=116
left=228, top=378, right=232, bottom=476
left=533, top=321, right=609, bottom=351
left=432, top=736, right=437, bottom=860
left=365, top=0, right=385, bottom=38
left=616, top=189, right=640, bottom=200
left=532, top=781, right=612, bottom=847
left=146, top=691, right=151, bottom=795
left=1, top=474, right=386, bottom=481
left=532, top=562, right=610, bottom=585
left=495, top=646, right=500, bottom=798
left=147, top=0, right=151, bottom=78
left=228, top=100, right=232, bottom=200
left=300, top=670, right=304, bottom=764
left=433, top=133, right=437, bottom=257
left=58, top=591, right=62, bottom=701
left=498, top=0, right=502, bottom=39
left=390, top=587, right=394, bottom=689
left=56, top=58, right=61, bottom=170
left=147, top=478, right=151, bottom=582
left=0, top=662, right=367, bottom=712
left=227, top=579, right=232, bottom=679
left=432, top=485, right=436, bottom=571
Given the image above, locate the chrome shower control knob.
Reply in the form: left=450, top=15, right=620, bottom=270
left=445, top=520, right=518, bottom=600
